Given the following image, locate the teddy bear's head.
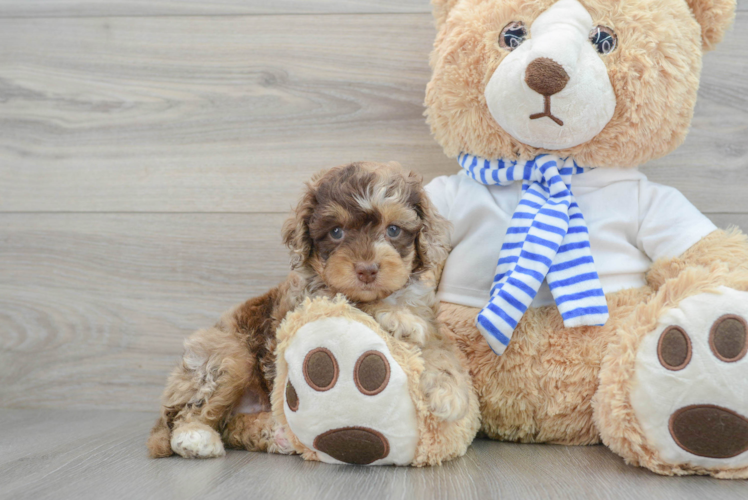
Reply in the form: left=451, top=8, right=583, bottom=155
left=425, top=0, right=735, bottom=168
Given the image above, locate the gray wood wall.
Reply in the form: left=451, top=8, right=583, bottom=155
left=1, top=0, right=746, bottom=411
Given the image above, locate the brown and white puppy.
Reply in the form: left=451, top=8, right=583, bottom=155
left=147, top=161, right=471, bottom=459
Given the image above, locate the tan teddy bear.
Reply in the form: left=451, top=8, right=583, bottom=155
left=424, top=0, right=747, bottom=478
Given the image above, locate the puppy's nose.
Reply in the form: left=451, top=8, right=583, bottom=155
left=355, top=263, right=379, bottom=284
left=525, top=57, right=569, bottom=96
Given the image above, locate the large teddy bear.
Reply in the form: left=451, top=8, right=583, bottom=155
left=270, top=0, right=748, bottom=478
left=421, top=0, right=748, bottom=478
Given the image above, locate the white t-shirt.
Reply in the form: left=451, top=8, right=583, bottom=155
left=426, top=168, right=717, bottom=309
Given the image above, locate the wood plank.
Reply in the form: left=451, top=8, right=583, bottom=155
left=0, top=0, right=742, bottom=18
left=0, top=0, right=432, bottom=17
left=1, top=212, right=746, bottom=411
left=0, top=213, right=290, bottom=300
left=0, top=408, right=746, bottom=500
left=1, top=212, right=744, bottom=303
left=0, top=285, right=237, bottom=410
left=0, top=13, right=746, bottom=214
left=0, top=14, right=451, bottom=213
left=706, top=213, right=748, bottom=229
left=0, top=213, right=290, bottom=410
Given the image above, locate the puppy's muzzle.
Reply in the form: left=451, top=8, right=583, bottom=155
left=355, top=262, right=379, bottom=284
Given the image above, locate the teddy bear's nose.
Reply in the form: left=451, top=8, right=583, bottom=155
left=525, top=57, right=570, bottom=96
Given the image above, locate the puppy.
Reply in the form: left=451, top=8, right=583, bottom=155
left=147, top=161, right=471, bottom=459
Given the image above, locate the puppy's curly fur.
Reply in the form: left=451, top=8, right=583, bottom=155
left=147, top=161, right=470, bottom=459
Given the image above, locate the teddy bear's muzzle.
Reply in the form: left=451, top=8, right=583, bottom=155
left=524, top=57, right=569, bottom=126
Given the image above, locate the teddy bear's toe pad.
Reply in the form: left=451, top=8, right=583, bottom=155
left=283, top=317, right=418, bottom=465
left=631, top=286, right=748, bottom=469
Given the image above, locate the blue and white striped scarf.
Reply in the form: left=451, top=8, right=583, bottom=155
left=459, top=153, right=609, bottom=355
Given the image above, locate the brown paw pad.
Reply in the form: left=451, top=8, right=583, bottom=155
left=313, top=427, right=390, bottom=465
left=303, top=347, right=339, bottom=392
left=354, top=351, right=390, bottom=396
left=657, top=326, right=692, bottom=371
left=709, top=314, right=748, bottom=363
left=669, top=405, right=748, bottom=458
left=286, top=381, right=299, bottom=412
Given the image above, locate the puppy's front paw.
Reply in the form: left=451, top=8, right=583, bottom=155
left=420, top=367, right=470, bottom=422
left=171, top=422, right=225, bottom=459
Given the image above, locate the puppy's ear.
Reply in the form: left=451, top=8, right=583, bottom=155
left=685, top=0, right=736, bottom=51
left=282, top=176, right=321, bottom=271
left=409, top=171, right=451, bottom=275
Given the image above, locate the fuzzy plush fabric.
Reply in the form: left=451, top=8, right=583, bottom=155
left=594, top=229, right=748, bottom=478
left=439, top=283, right=649, bottom=445
left=482, top=0, right=617, bottom=149
left=272, top=296, right=481, bottom=466
left=439, top=230, right=748, bottom=477
left=425, top=0, right=736, bottom=167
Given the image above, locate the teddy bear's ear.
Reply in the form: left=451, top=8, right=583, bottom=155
left=684, top=0, right=736, bottom=51
left=432, top=0, right=462, bottom=28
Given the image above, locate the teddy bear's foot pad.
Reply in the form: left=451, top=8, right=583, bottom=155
left=631, top=286, right=748, bottom=469
left=313, top=426, right=390, bottom=465
left=669, top=405, right=748, bottom=459
left=282, top=317, right=419, bottom=466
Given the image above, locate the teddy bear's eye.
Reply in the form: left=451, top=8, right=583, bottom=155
left=499, top=21, right=527, bottom=51
left=589, top=26, right=617, bottom=55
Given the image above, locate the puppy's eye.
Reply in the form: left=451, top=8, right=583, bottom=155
left=329, top=227, right=344, bottom=240
left=589, top=26, right=617, bottom=55
left=499, top=21, right=527, bottom=51
left=386, top=225, right=401, bottom=238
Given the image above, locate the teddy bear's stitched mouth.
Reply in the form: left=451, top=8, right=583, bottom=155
left=529, top=95, right=564, bottom=126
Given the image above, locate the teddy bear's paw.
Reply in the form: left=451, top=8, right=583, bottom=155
left=282, top=317, right=419, bottom=465
left=631, top=286, right=748, bottom=472
left=170, top=422, right=225, bottom=459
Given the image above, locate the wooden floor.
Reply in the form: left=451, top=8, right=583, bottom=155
left=1, top=0, right=747, bottom=497
left=2, top=408, right=747, bottom=500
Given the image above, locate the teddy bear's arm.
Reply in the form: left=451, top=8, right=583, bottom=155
left=646, top=229, right=748, bottom=291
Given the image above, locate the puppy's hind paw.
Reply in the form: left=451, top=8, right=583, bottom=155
left=171, top=422, right=225, bottom=459
left=270, top=425, right=296, bottom=455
